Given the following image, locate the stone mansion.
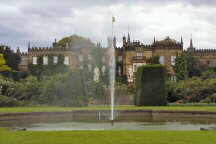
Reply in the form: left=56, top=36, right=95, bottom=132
left=115, top=34, right=216, bottom=83
left=16, top=34, right=216, bottom=83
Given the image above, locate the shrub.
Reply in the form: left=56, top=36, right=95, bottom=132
left=0, top=95, right=23, bottom=107
left=38, top=70, right=88, bottom=107
left=135, top=64, right=166, bottom=106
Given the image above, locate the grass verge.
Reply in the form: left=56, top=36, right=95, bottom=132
left=1, top=105, right=216, bottom=114
left=0, top=128, right=216, bottom=144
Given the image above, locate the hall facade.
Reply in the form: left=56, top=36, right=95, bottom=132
left=115, top=34, right=216, bottom=83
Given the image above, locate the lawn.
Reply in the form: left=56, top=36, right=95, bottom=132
left=0, top=128, right=216, bottom=144
left=2, top=105, right=216, bottom=114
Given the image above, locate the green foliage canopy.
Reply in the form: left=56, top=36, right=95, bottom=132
left=174, top=53, right=202, bottom=81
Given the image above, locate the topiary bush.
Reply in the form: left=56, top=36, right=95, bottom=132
left=135, top=64, right=167, bottom=106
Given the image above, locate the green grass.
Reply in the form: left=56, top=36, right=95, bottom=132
left=1, top=105, right=216, bottom=114
left=0, top=128, right=216, bottom=144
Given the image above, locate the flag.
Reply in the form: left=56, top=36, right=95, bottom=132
left=112, top=16, right=115, bottom=23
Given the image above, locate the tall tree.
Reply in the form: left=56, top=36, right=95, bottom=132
left=174, top=53, right=201, bottom=81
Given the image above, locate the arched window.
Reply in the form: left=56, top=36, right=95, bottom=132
left=64, top=56, right=70, bottom=65
left=43, top=56, right=48, bottom=65
left=32, top=57, right=37, bottom=65
left=171, top=56, right=176, bottom=66
left=53, top=56, right=58, bottom=64
left=159, top=56, right=164, bottom=65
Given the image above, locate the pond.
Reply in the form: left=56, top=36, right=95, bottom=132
left=1, top=110, right=216, bottom=131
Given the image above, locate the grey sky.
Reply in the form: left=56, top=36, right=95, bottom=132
left=0, top=0, right=216, bottom=51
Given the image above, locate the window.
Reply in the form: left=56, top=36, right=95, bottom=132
left=64, top=56, right=69, bottom=65
left=171, top=76, right=177, bottom=82
left=133, top=64, right=137, bottom=72
left=53, top=56, right=58, bottom=64
left=78, top=55, right=83, bottom=62
left=102, top=65, right=106, bottom=74
left=159, top=56, right=164, bottom=65
left=171, top=56, right=176, bottom=66
left=127, top=67, right=133, bottom=83
left=136, top=52, right=143, bottom=57
left=88, top=55, right=92, bottom=60
left=118, top=66, right=121, bottom=76
left=118, top=56, right=123, bottom=62
left=43, top=56, right=48, bottom=65
left=102, top=57, right=106, bottom=63
left=33, top=57, right=37, bottom=65
left=88, top=64, right=92, bottom=71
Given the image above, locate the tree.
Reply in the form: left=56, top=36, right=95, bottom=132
left=166, top=77, right=216, bottom=103
left=148, top=55, right=160, bottom=64
left=0, top=46, right=21, bottom=71
left=187, top=54, right=202, bottom=78
left=57, top=35, right=94, bottom=49
left=174, top=53, right=187, bottom=80
left=174, top=53, right=201, bottom=81
left=0, top=54, right=11, bottom=72
left=39, top=70, right=88, bottom=106
left=13, top=76, right=41, bottom=101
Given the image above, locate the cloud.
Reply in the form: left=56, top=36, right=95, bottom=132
left=0, top=0, right=215, bottom=51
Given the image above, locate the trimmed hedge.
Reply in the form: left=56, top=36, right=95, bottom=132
left=135, top=64, right=166, bottom=106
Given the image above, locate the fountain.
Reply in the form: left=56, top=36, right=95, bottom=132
left=110, top=16, right=116, bottom=125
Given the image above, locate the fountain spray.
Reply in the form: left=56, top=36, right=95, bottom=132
left=110, top=16, right=115, bottom=126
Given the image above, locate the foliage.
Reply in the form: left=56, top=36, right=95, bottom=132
left=135, top=64, right=166, bottom=106
left=116, top=74, right=127, bottom=84
left=167, top=76, right=216, bottom=103
left=187, top=54, right=202, bottom=77
left=57, top=34, right=94, bottom=49
left=0, top=70, right=90, bottom=107
left=174, top=53, right=187, bottom=80
left=201, top=67, right=216, bottom=79
left=147, top=55, right=160, bottom=64
left=0, top=49, right=21, bottom=71
left=13, top=76, right=41, bottom=101
left=28, top=55, right=69, bottom=79
left=174, top=53, right=202, bottom=81
left=0, top=54, right=11, bottom=72
left=0, top=71, right=28, bottom=81
left=38, top=70, right=88, bottom=107
left=0, top=95, right=23, bottom=107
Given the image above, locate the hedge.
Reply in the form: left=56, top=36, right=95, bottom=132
left=135, top=64, right=166, bottom=106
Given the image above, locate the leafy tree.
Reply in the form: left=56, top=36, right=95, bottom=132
left=174, top=53, right=187, bottom=80
left=0, top=46, right=21, bottom=71
left=0, top=54, right=11, bottom=72
left=148, top=55, right=160, bottom=64
left=174, top=53, right=201, bottom=81
left=187, top=54, right=202, bottom=77
left=57, top=34, right=94, bottom=49
left=39, top=70, right=88, bottom=106
left=13, top=76, right=41, bottom=101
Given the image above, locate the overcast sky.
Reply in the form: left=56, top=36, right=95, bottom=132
left=0, top=0, right=216, bottom=51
